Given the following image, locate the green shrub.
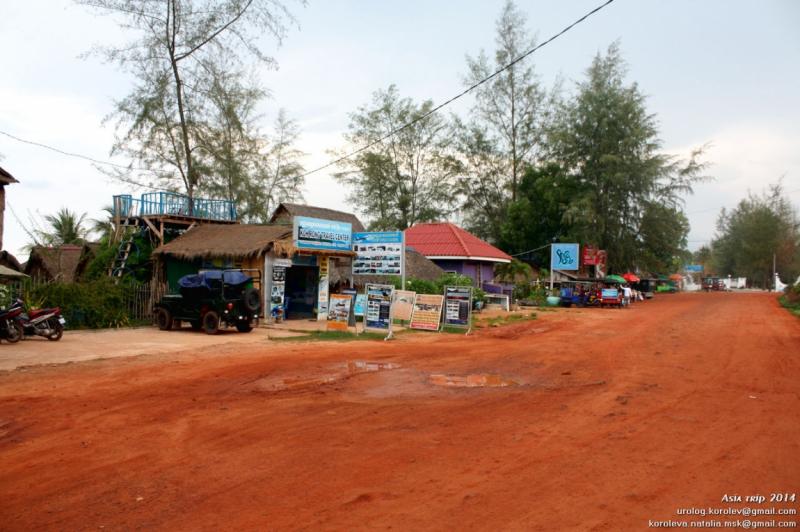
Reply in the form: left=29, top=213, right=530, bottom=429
left=23, top=279, right=137, bottom=329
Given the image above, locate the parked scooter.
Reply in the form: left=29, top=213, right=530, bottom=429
left=0, top=304, right=24, bottom=343
left=10, top=298, right=65, bottom=341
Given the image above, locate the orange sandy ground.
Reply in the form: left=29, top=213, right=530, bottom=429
left=1, top=292, right=798, bottom=530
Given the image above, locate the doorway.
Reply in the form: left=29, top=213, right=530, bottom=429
left=285, top=265, right=318, bottom=319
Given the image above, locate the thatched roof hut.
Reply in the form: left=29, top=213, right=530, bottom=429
left=152, top=224, right=295, bottom=260
left=269, top=203, right=366, bottom=232
left=25, top=243, right=96, bottom=282
left=0, top=250, right=22, bottom=272
left=0, top=166, right=19, bottom=186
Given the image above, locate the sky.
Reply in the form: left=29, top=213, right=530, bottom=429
left=1, top=0, right=798, bottom=261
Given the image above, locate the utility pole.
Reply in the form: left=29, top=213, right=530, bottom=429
left=772, top=253, right=777, bottom=291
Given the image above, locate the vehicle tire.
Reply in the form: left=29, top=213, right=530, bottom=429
left=202, top=311, right=220, bottom=335
left=5, top=320, right=22, bottom=343
left=156, top=308, right=173, bottom=331
left=47, top=320, right=64, bottom=341
left=243, top=287, right=261, bottom=313
left=236, top=321, right=253, bottom=333
left=190, top=320, right=202, bottom=331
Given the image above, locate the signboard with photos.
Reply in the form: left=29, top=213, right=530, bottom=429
left=364, top=283, right=394, bottom=331
left=443, top=286, right=472, bottom=329
left=352, top=231, right=403, bottom=276
left=409, top=293, right=445, bottom=331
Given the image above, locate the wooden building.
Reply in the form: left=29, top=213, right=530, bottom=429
left=0, top=166, right=19, bottom=251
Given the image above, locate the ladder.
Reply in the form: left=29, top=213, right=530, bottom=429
left=109, top=220, right=140, bottom=280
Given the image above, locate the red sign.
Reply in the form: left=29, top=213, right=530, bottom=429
left=583, top=246, right=598, bottom=265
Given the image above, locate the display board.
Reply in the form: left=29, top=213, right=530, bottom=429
left=443, top=286, right=472, bottom=329
left=317, top=257, right=329, bottom=321
left=392, top=290, right=416, bottom=321
left=341, top=289, right=358, bottom=326
left=364, top=284, right=394, bottom=331
left=551, top=243, right=580, bottom=271
left=684, top=264, right=704, bottom=273
left=326, top=294, right=353, bottom=331
left=293, top=216, right=352, bottom=251
left=354, top=294, right=366, bottom=317
left=409, top=294, right=444, bottom=331
left=352, top=231, right=403, bottom=276
left=270, top=265, right=286, bottom=313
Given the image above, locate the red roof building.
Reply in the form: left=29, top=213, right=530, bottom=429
left=404, top=222, right=511, bottom=286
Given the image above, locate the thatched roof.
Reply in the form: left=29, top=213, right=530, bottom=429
left=0, top=166, right=19, bottom=186
left=329, top=248, right=444, bottom=287
left=269, top=202, right=366, bottom=232
left=0, top=250, right=22, bottom=272
left=153, top=224, right=294, bottom=260
left=25, top=244, right=85, bottom=282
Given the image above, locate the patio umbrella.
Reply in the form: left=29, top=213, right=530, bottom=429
left=604, top=274, right=627, bottom=284
left=622, top=272, right=640, bottom=283
left=668, top=273, right=683, bottom=281
left=0, top=265, right=28, bottom=279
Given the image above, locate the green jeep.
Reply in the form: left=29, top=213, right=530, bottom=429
left=154, top=270, right=261, bottom=334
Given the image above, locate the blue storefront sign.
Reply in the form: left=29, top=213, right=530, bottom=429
left=352, top=231, right=404, bottom=276
left=551, top=243, right=580, bottom=271
left=293, top=216, right=352, bottom=251
left=684, top=264, right=704, bottom=273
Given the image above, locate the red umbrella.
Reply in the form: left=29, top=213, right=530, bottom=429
left=669, top=273, right=683, bottom=281
left=622, top=272, right=640, bottom=283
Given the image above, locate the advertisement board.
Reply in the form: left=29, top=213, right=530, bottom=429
left=354, top=294, right=366, bottom=317
left=409, top=294, right=444, bottom=331
left=326, top=294, right=353, bottom=332
left=352, top=232, right=403, bottom=276
left=684, top=264, right=704, bottom=273
left=317, top=257, right=329, bottom=320
left=551, top=243, right=580, bottom=271
left=392, top=290, right=416, bottom=321
left=270, top=265, right=286, bottom=313
left=443, top=286, right=472, bottom=328
left=365, top=284, right=394, bottom=331
left=583, top=245, right=598, bottom=266
left=293, top=216, right=352, bottom=251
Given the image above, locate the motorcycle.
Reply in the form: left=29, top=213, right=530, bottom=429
left=10, top=299, right=65, bottom=341
left=0, top=304, right=24, bottom=343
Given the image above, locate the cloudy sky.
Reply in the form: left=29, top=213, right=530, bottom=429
left=1, top=0, right=798, bottom=260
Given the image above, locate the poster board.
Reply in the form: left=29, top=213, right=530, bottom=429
left=392, top=290, right=416, bottom=321
left=364, top=284, right=394, bottom=332
left=443, top=286, right=472, bottom=330
left=270, top=265, right=286, bottom=314
left=326, top=294, right=353, bottom=332
left=353, top=294, right=366, bottom=317
left=341, top=289, right=358, bottom=326
left=317, top=257, right=329, bottom=321
left=352, top=232, right=403, bottom=276
left=409, top=294, right=444, bottom=331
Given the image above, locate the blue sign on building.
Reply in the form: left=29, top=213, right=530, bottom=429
left=551, top=243, right=580, bottom=271
left=684, top=264, right=704, bottom=273
left=293, top=216, right=352, bottom=251
left=352, top=231, right=404, bottom=276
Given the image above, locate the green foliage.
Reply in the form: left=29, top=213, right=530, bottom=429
left=334, top=85, right=461, bottom=230
left=711, top=183, right=800, bottom=288
left=547, top=42, right=709, bottom=272
left=779, top=284, right=800, bottom=318
left=29, top=208, right=89, bottom=249
left=402, top=273, right=486, bottom=303
left=23, top=279, right=138, bottom=329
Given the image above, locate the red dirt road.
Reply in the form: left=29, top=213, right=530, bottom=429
left=1, top=293, right=798, bottom=530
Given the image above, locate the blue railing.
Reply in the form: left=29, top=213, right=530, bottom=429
left=113, top=192, right=237, bottom=222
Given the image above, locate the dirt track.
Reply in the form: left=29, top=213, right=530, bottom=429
left=1, top=292, right=798, bottom=531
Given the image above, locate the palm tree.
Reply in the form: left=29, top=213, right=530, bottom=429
left=33, top=208, right=89, bottom=247
left=89, top=205, right=115, bottom=243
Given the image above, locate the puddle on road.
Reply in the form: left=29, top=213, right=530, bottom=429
left=253, top=361, right=401, bottom=392
left=428, top=373, right=520, bottom=388
left=347, top=360, right=400, bottom=374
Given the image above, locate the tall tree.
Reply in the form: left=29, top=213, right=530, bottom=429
left=711, top=183, right=800, bottom=288
left=548, top=42, right=708, bottom=272
left=457, top=0, right=551, bottom=241
left=80, top=0, right=299, bottom=205
left=334, top=85, right=460, bottom=230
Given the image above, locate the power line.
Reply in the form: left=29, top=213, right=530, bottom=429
left=295, top=0, right=616, bottom=180
left=1, top=1, right=615, bottom=187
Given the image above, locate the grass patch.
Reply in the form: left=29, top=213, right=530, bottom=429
left=779, top=295, right=800, bottom=318
left=271, top=329, right=416, bottom=342
left=474, top=312, right=537, bottom=329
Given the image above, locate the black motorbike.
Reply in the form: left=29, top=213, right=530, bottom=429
left=10, top=298, right=65, bottom=341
